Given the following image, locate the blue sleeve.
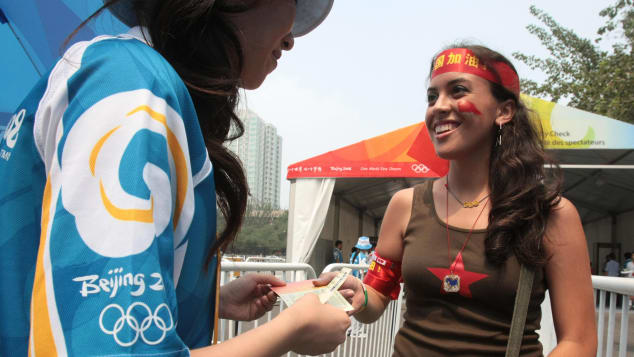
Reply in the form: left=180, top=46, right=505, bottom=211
left=30, top=37, right=200, bottom=356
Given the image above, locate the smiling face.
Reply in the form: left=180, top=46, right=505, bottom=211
left=226, top=0, right=296, bottom=89
left=426, top=72, right=508, bottom=160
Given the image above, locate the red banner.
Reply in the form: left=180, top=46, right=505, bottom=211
left=287, top=122, right=449, bottom=179
left=287, top=161, right=446, bottom=179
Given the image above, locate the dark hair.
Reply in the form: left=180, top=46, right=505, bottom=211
left=429, top=44, right=562, bottom=268
left=624, top=252, right=632, bottom=259
left=335, top=240, right=342, bottom=246
left=74, top=0, right=250, bottom=266
left=351, top=250, right=359, bottom=263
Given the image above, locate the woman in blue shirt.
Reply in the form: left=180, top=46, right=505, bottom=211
left=350, top=236, right=372, bottom=278
left=0, top=1, right=353, bottom=356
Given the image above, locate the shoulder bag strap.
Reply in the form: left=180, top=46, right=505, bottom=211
left=506, top=264, right=535, bottom=357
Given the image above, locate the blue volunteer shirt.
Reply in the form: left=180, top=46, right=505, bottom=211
left=350, top=251, right=369, bottom=278
left=0, top=27, right=218, bottom=356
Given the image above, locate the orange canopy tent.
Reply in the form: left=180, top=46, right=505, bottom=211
left=287, top=121, right=448, bottom=179
left=285, top=96, right=634, bottom=274
left=285, top=121, right=448, bottom=267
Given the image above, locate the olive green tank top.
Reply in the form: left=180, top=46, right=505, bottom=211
left=393, top=181, right=546, bottom=357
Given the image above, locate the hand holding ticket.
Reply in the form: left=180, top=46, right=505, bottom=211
left=271, top=268, right=354, bottom=312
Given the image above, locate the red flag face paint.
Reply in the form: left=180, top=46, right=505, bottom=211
left=457, top=100, right=481, bottom=115
left=431, top=48, right=520, bottom=98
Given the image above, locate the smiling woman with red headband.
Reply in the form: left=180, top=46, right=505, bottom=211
left=326, top=44, right=598, bottom=356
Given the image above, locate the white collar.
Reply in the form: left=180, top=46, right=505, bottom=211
left=126, top=26, right=153, bottom=46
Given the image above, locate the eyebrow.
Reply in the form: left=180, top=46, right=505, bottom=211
left=427, top=77, right=470, bottom=92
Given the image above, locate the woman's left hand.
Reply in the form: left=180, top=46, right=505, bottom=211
left=219, top=273, right=286, bottom=321
left=313, top=272, right=366, bottom=315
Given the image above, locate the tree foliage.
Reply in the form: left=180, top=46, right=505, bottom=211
left=218, top=203, right=288, bottom=256
left=513, top=1, right=633, bottom=123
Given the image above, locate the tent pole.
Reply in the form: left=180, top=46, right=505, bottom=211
left=334, top=195, right=341, bottom=244
left=286, top=179, right=296, bottom=262
left=548, top=164, right=634, bottom=169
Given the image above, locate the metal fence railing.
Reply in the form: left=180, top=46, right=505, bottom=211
left=217, top=261, right=317, bottom=351
left=217, top=262, right=634, bottom=357
left=217, top=262, right=404, bottom=357
left=592, top=275, right=634, bottom=357
left=321, top=263, right=404, bottom=357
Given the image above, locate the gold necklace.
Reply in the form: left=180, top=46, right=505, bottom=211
left=445, top=182, right=490, bottom=208
left=443, top=181, right=489, bottom=293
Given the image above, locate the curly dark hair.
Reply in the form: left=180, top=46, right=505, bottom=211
left=429, top=44, right=563, bottom=268
left=73, top=0, right=251, bottom=266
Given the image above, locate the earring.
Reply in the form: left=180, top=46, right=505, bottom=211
left=496, top=123, right=503, bottom=147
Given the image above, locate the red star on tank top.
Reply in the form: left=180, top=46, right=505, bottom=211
left=428, top=252, right=488, bottom=298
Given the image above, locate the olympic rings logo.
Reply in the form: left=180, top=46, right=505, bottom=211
left=411, top=164, right=430, bottom=174
left=99, top=302, right=174, bottom=347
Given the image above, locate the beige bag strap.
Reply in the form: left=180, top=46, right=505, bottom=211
left=506, top=264, right=535, bottom=357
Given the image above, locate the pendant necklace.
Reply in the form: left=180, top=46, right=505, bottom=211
left=446, top=184, right=490, bottom=208
left=442, top=178, right=489, bottom=293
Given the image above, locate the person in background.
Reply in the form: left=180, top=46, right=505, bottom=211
left=347, top=236, right=372, bottom=338
left=350, top=236, right=372, bottom=279
left=369, top=238, right=377, bottom=259
left=604, top=252, right=620, bottom=277
left=0, top=1, right=353, bottom=356
left=623, top=252, right=634, bottom=309
left=333, top=239, right=344, bottom=263
left=623, top=252, right=633, bottom=277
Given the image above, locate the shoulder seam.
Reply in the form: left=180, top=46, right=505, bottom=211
left=33, top=34, right=140, bottom=168
left=33, top=34, right=147, bottom=168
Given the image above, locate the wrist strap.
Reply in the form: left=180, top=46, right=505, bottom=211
left=506, top=264, right=535, bottom=357
left=357, top=277, right=368, bottom=311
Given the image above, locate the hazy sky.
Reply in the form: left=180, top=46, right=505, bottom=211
left=239, top=1, right=611, bottom=208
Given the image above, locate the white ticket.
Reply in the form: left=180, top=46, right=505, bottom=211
left=318, top=267, right=351, bottom=303
left=271, top=269, right=353, bottom=312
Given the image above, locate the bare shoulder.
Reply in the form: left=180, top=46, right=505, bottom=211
left=383, top=188, right=414, bottom=227
left=376, top=188, right=414, bottom=258
left=548, top=197, right=581, bottom=227
left=544, top=197, right=585, bottom=251
left=389, top=187, right=414, bottom=210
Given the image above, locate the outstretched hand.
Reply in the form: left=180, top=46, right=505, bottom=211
left=219, top=273, right=286, bottom=321
left=284, top=294, right=351, bottom=355
left=313, top=272, right=366, bottom=315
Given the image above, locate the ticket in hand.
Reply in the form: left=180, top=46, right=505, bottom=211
left=318, top=267, right=351, bottom=303
left=271, top=268, right=353, bottom=311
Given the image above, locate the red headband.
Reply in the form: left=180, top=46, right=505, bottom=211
left=431, top=48, right=520, bottom=98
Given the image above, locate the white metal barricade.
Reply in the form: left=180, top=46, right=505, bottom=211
left=216, top=262, right=403, bottom=357
left=217, top=262, right=634, bottom=357
left=592, top=275, right=634, bottom=357
left=321, top=263, right=404, bottom=357
left=217, top=261, right=317, bottom=354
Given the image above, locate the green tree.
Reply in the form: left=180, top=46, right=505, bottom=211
left=218, top=203, right=288, bottom=256
left=513, top=1, right=633, bottom=123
